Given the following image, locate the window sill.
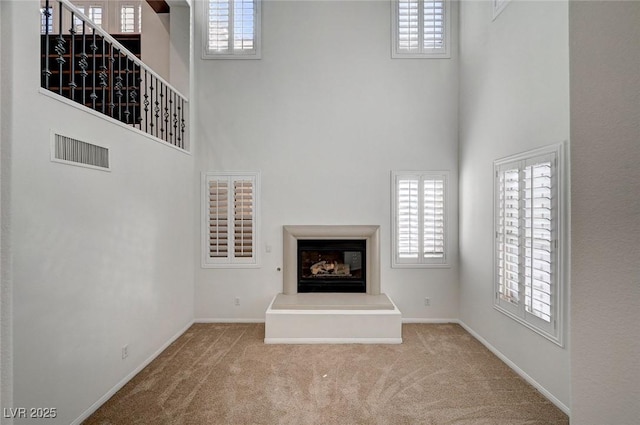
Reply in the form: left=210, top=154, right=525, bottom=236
left=493, top=304, right=564, bottom=347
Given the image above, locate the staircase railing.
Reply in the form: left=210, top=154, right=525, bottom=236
left=40, top=0, right=188, bottom=150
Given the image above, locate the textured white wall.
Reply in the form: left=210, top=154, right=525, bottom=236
left=169, top=5, right=191, bottom=96
left=569, top=2, right=640, bottom=423
left=141, top=1, right=171, bottom=81
left=4, top=2, right=194, bottom=424
left=193, top=0, right=460, bottom=321
left=458, top=0, right=570, bottom=410
left=0, top=0, right=14, bottom=420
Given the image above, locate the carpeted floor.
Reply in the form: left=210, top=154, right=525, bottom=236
left=84, top=323, right=569, bottom=424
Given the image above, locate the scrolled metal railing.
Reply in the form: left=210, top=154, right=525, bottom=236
left=40, top=0, right=188, bottom=150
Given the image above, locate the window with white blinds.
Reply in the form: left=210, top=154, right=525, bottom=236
left=392, top=171, right=448, bottom=267
left=119, top=3, right=141, bottom=33
left=391, top=0, right=450, bottom=58
left=204, top=0, right=261, bottom=59
left=41, top=6, right=54, bottom=34
left=73, top=4, right=103, bottom=32
left=494, top=144, right=566, bottom=345
left=202, top=172, right=260, bottom=267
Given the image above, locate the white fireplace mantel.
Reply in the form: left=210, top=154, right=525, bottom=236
left=282, top=225, right=381, bottom=295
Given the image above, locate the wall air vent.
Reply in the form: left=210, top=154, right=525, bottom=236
left=52, top=134, right=110, bottom=171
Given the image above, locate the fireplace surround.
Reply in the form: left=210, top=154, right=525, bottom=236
left=265, top=224, right=400, bottom=344
left=283, top=225, right=380, bottom=295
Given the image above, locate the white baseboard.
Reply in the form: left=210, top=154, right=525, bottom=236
left=71, top=320, right=194, bottom=425
left=457, top=320, right=570, bottom=416
left=194, top=318, right=265, bottom=323
left=402, top=318, right=459, bottom=324
left=265, top=337, right=402, bottom=344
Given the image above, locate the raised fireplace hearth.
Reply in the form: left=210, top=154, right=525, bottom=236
left=266, top=225, right=401, bottom=344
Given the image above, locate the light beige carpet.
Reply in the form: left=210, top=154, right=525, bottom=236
left=84, top=323, right=568, bottom=424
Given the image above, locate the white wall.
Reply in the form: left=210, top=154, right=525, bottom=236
left=569, top=2, right=640, bottom=423
left=0, top=0, right=15, bottom=420
left=4, top=2, right=194, bottom=424
left=193, top=0, right=460, bottom=321
left=458, top=0, right=570, bottom=410
left=141, top=1, right=171, bottom=81
left=169, top=5, right=191, bottom=96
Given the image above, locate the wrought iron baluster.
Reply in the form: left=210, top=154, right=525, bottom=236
left=42, top=1, right=52, bottom=89
left=159, top=83, right=166, bottom=140
left=144, top=71, right=150, bottom=134
left=115, top=51, right=123, bottom=121
left=176, top=99, right=182, bottom=147
left=130, top=62, right=138, bottom=127
left=154, top=77, right=160, bottom=138
left=69, top=12, right=77, bottom=101
left=79, top=22, right=88, bottom=105
left=109, top=43, right=116, bottom=117
left=124, top=58, right=131, bottom=123
left=172, top=91, right=177, bottom=146
left=99, top=37, right=108, bottom=114
left=55, top=5, right=65, bottom=95
left=168, top=89, right=174, bottom=145
left=180, top=97, right=186, bottom=149
left=90, top=29, right=98, bottom=110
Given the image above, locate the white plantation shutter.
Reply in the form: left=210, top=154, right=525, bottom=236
left=120, top=4, right=141, bottom=33
left=233, top=179, right=254, bottom=258
left=497, top=168, right=520, bottom=306
left=423, top=0, right=445, bottom=49
left=233, top=0, right=255, bottom=51
left=88, top=6, right=103, bottom=28
left=205, top=0, right=260, bottom=58
left=393, top=172, right=448, bottom=267
left=397, top=0, right=420, bottom=52
left=203, top=172, right=260, bottom=267
left=208, top=179, right=229, bottom=258
left=494, top=145, right=564, bottom=344
left=73, top=5, right=103, bottom=33
left=524, top=160, right=553, bottom=322
left=207, top=0, right=230, bottom=51
left=398, top=178, right=420, bottom=259
left=393, top=0, right=449, bottom=58
left=423, top=178, right=445, bottom=259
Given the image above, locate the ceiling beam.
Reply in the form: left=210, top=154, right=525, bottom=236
left=145, top=0, right=170, bottom=14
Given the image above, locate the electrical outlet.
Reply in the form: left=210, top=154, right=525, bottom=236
left=424, top=297, right=430, bottom=306
left=122, top=345, right=129, bottom=359
left=234, top=297, right=240, bottom=306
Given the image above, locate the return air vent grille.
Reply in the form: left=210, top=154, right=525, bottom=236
left=52, top=134, right=110, bottom=170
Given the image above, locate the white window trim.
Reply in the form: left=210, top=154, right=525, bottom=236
left=391, top=170, right=449, bottom=268
left=391, top=0, right=451, bottom=59
left=493, top=143, right=568, bottom=346
left=201, top=171, right=261, bottom=268
left=202, top=0, right=262, bottom=60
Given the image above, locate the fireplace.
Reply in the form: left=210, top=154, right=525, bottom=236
left=282, top=225, right=381, bottom=295
left=298, top=239, right=366, bottom=293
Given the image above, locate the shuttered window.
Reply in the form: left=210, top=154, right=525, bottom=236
left=73, top=5, right=103, bottom=32
left=392, top=171, right=448, bottom=267
left=41, top=6, right=54, bottom=34
left=204, top=0, right=261, bottom=59
left=392, top=0, right=450, bottom=58
left=494, top=144, right=566, bottom=345
left=120, top=3, right=141, bottom=33
left=203, top=172, right=260, bottom=267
